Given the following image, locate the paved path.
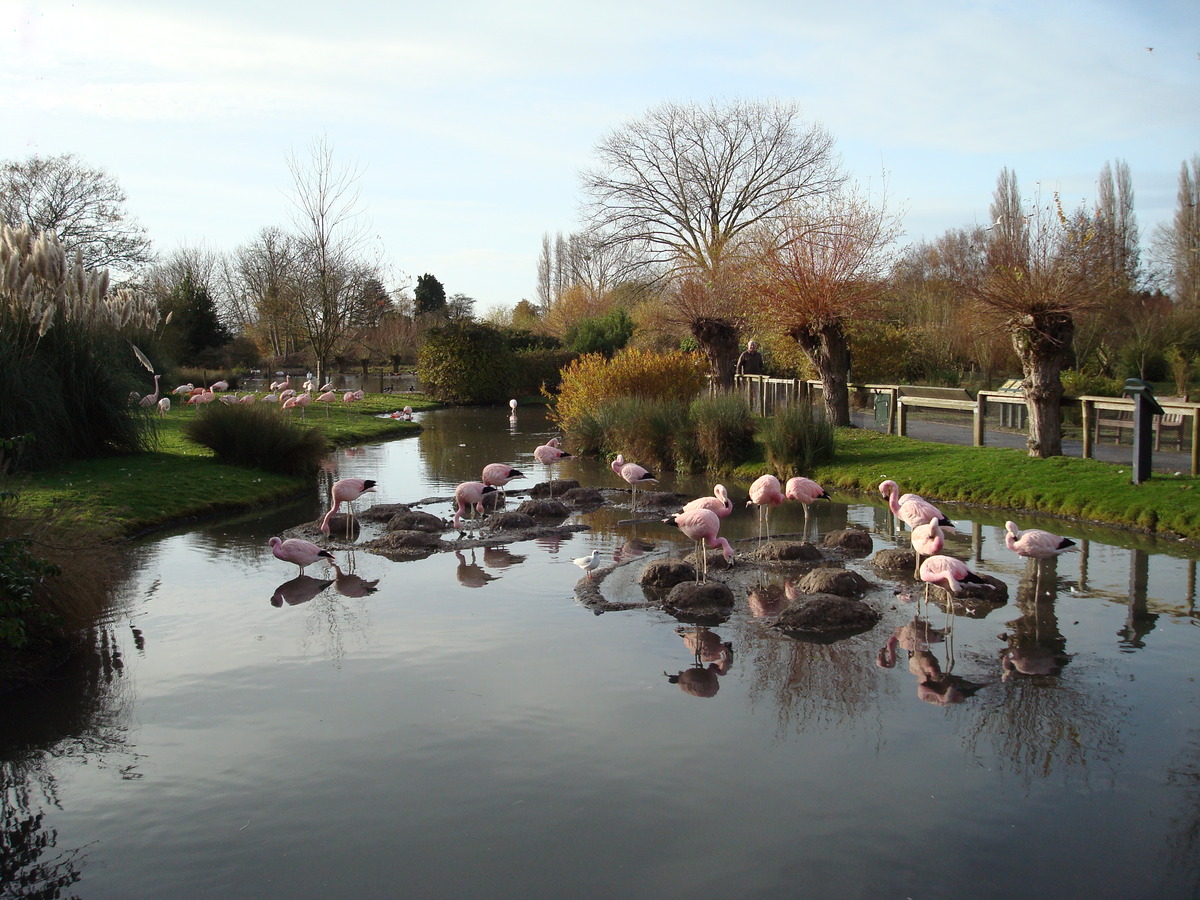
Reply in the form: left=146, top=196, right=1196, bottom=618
left=848, top=409, right=1193, bottom=475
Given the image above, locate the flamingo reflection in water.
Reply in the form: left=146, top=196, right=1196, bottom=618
left=329, top=563, right=380, bottom=598
left=665, top=627, right=733, bottom=698
left=456, top=549, right=497, bottom=588
left=271, top=574, right=334, bottom=607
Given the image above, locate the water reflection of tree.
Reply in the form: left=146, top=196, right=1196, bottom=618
left=298, top=596, right=373, bottom=665
left=958, top=558, right=1125, bottom=790
left=1, top=629, right=134, bottom=898
left=1166, top=729, right=1200, bottom=896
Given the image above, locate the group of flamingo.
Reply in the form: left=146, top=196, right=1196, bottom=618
left=134, top=372, right=372, bottom=419
left=877, top=479, right=1077, bottom=613
left=270, top=475, right=380, bottom=575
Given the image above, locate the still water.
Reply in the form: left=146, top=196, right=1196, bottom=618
left=4, top=407, right=1199, bottom=899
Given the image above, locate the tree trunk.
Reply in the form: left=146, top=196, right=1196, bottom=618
left=691, top=317, right=740, bottom=391
left=791, top=320, right=852, bottom=427
left=1012, top=312, right=1074, bottom=458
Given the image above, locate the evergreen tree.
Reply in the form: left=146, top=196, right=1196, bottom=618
left=415, top=273, right=447, bottom=316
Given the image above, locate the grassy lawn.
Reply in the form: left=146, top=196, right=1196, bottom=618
left=806, top=428, right=1200, bottom=541
left=10, top=393, right=434, bottom=539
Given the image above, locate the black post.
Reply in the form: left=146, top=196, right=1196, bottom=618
left=1125, top=379, right=1164, bottom=485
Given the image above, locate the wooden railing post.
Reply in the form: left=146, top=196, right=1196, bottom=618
left=1081, top=399, right=1093, bottom=460
left=973, top=394, right=985, bottom=446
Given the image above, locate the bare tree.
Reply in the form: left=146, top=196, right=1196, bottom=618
left=0, top=152, right=152, bottom=274
left=581, top=99, right=843, bottom=388
left=1152, top=155, right=1200, bottom=308
left=229, top=227, right=304, bottom=358
left=963, top=172, right=1116, bottom=457
left=752, top=181, right=903, bottom=425
left=286, top=137, right=373, bottom=383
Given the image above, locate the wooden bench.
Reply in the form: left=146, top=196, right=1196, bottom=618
left=897, top=385, right=973, bottom=403
left=1094, top=395, right=1188, bottom=446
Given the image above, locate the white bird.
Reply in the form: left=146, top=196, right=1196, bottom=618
left=573, top=549, right=602, bottom=579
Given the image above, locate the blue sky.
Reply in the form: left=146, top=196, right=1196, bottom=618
left=3, top=0, right=1197, bottom=312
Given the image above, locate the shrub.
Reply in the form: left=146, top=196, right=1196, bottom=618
left=566, top=308, right=635, bottom=356
left=759, top=402, right=835, bottom=475
left=691, top=393, right=755, bottom=470
left=552, top=348, right=707, bottom=431
left=184, top=403, right=329, bottom=475
left=1060, top=370, right=1123, bottom=398
left=510, top=349, right=576, bottom=397
left=417, top=321, right=515, bottom=403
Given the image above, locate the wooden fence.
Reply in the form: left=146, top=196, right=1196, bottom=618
left=733, top=374, right=1200, bottom=476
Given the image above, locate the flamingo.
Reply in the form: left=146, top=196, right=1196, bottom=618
left=573, top=549, right=602, bottom=579
left=663, top=508, right=734, bottom=582
left=138, top=373, right=161, bottom=408
left=172, top=382, right=194, bottom=395
left=681, top=484, right=733, bottom=518
left=402, top=405, right=413, bottom=420
left=1005, top=520, right=1078, bottom=600
left=878, top=479, right=923, bottom=508
left=320, top=478, right=378, bottom=537
left=261, top=393, right=279, bottom=403
left=294, top=392, right=312, bottom=417
left=269, top=536, right=334, bottom=575
left=238, top=393, right=256, bottom=404
left=156, top=396, right=170, bottom=417
left=481, top=463, right=525, bottom=500
left=343, top=391, right=357, bottom=404
left=880, top=480, right=953, bottom=530
left=918, top=554, right=990, bottom=621
left=187, top=390, right=215, bottom=408
left=509, top=398, right=518, bottom=416
left=533, top=440, right=571, bottom=498
left=784, top=476, right=830, bottom=539
left=210, top=380, right=229, bottom=392
left=910, top=520, right=946, bottom=577
left=612, top=454, right=658, bottom=511
left=454, top=481, right=497, bottom=533
left=316, top=390, right=338, bottom=414
left=746, top=474, right=785, bottom=544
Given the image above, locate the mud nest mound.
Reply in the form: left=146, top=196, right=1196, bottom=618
left=795, top=567, right=874, bottom=597
left=819, top=528, right=874, bottom=556
left=773, top=594, right=881, bottom=640
left=662, top=580, right=735, bottom=624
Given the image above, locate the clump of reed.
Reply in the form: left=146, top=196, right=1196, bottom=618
left=184, top=403, right=329, bottom=476
left=758, top=401, right=835, bottom=474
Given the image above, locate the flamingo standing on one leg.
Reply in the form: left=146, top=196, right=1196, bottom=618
left=481, top=463, right=525, bottom=501
left=910, top=520, right=946, bottom=577
left=784, top=476, right=830, bottom=540
left=269, top=536, right=335, bottom=575
left=746, top=474, right=785, bottom=545
left=320, top=478, right=378, bottom=538
left=533, top=440, right=571, bottom=498
left=663, top=508, right=734, bottom=582
left=681, top=484, right=733, bottom=519
left=612, top=454, right=658, bottom=511
left=1004, top=520, right=1078, bottom=599
left=454, top=481, right=498, bottom=533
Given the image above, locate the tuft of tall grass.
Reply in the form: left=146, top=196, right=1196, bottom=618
left=184, top=403, right=329, bottom=476
left=691, top=393, right=754, bottom=470
left=759, top=401, right=835, bottom=475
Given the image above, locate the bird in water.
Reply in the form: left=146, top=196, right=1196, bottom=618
left=880, top=480, right=953, bottom=531
left=573, top=549, right=602, bottom=579
left=454, top=481, right=498, bottom=533
left=1004, top=520, right=1077, bottom=600
left=320, top=478, right=377, bottom=538
left=746, top=474, right=785, bottom=544
left=481, top=463, right=525, bottom=501
left=612, top=454, right=658, bottom=512
left=533, top=439, right=571, bottom=498
left=663, top=508, right=734, bottom=582
left=910, top=520, right=946, bottom=577
left=270, top=536, right=335, bottom=575
left=784, top=476, right=830, bottom=540
left=681, top=484, right=733, bottom=519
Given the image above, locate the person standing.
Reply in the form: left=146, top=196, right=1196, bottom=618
left=736, top=340, right=763, bottom=376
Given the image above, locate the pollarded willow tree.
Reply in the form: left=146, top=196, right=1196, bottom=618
left=1152, top=154, right=1200, bottom=309
left=580, top=99, right=843, bottom=389
left=963, top=172, right=1117, bottom=458
left=752, top=181, right=903, bottom=426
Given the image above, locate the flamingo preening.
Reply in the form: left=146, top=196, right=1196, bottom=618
left=681, top=484, right=733, bottom=519
left=320, top=478, right=377, bottom=537
left=270, top=536, right=334, bottom=575
left=453, top=481, right=498, bottom=533
left=880, top=480, right=953, bottom=530
left=746, top=474, right=785, bottom=544
left=663, top=508, right=734, bottom=582
left=612, top=454, right=658, bottom=511
left=910, top=520, right=946, bottom=577
left=918, top=554, right=990, bottom=622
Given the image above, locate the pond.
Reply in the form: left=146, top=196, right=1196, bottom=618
left=3, top=407, right=1199, bottom=899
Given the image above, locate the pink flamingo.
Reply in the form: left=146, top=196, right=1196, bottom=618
left=880, top=480, right=953, bottom=531
left=1005, top=520, right=1078, bottom=599
left=481, top=463, right=525, bottom=500
left=1004, top=521, right=1077, bottom=558
left=785, top=476, right=829, bottom=539
left=746, top=474, right=785, bottom=544
left=918, top=554, right=991, bottom=620
left=210, top=380, right=229, bottom=392
left=910, top=520, right=946, bottom=577
left=343, top=390, right=357, bottom=404
left=612, top=453, right=658, bottom=511
left=533, top=440, right=571, bottom=498
left=138, top=373, right=161, bottom=408
left=293, top=392, right=312, bottom=418
left=238, top=393, right=256, bottom=404
left=682, top=484, right=733, bottom=518
left=454, top=481, right=497, bottom=532
left=316, top=390, right=338, bottom=414
left=156, top=396, right=170, bottom=417
left=879, top=479, right=922, bottom=507
left=186, top=390, right=215, bottom=408
left=172, top=382, right=194, bottom=395
left=320, top=478, right=377, bottom=537
left=663, top=508, right=734, bottom=582
left=270, top=536, right=334, bottom=575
